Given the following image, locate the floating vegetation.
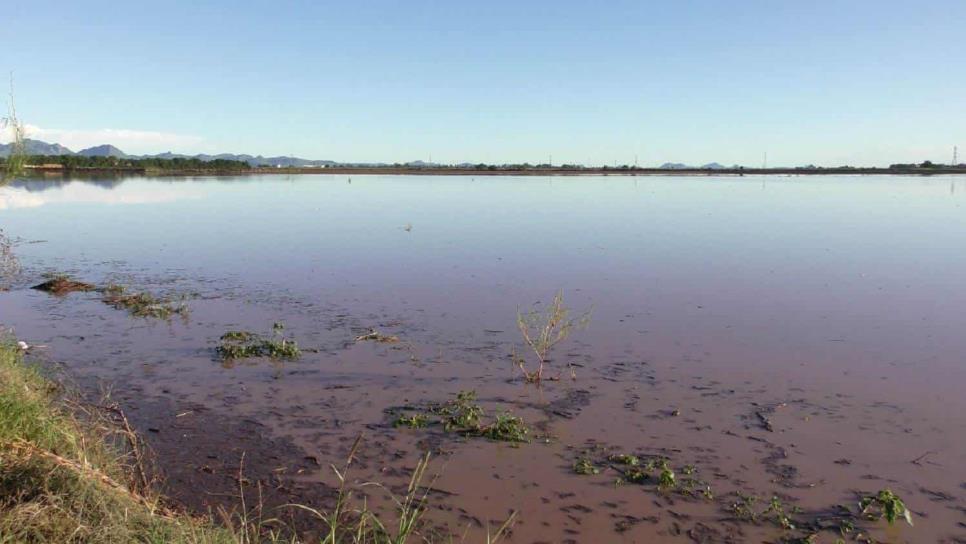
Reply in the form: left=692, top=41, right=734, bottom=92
left=432, top=390, right=485, bottom=431
left=216, top=325, right=300, bottom=361
left=657, top=460, right=676, bottom=490
left=480, top=412, right=529, bottom=443
left=354, top=329, right=400, bottom=343
left=860, top=489, right=913, bottom=526
left=102, top=284, right=188, bottom=319
left=393, top=413, right=430, bottom=429
left=31, top=274, right=96, bottom=296
left=608, top=453, right=640, bottom=466
left=574, top=457, right=600, bottom=475
left=763, top=496, right=796, bottom=531
left=580, top=450, right=716, bottom=501
left=389, top=390, right=530, bottom=443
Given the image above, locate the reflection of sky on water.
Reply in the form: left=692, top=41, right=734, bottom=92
left=0, top=178, right=205, bottom=210
left=4, top=174, right=966, bottom=360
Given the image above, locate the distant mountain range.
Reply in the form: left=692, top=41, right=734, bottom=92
left=1, top=139, right=747, bottom=169
left=0, top=139, right=337, bottom=167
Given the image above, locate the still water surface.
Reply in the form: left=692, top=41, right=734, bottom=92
left=2, top=175, right=965, bottom=542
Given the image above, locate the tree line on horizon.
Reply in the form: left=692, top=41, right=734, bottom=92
left=0, top=154, right=250, bottom=171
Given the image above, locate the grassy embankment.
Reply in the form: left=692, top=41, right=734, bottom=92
left=0, top=338, right=243, bottom=543
left=0, top=339, right=513, bottom=543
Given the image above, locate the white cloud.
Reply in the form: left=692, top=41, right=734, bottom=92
left=1, top=124, right=206, bottom=155
left=0, top=182, right=204, bottom=210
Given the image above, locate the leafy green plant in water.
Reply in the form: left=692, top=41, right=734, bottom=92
left=573, top=457, right=599, bottom=475
left=393, top=390, right=530, bottom=444
left=764, top=496, right=796, bottom=531
left=514, top=290, right=591, bottom=383
left=393, top=413, right=430, bottom=429
left=480, top=411, right=529, bottom=443
left=657, top=459, right=676, bottom=491
left=434, top=390, right=485, bottom=431
left=608, top=453, right=640, bottom=466
left=860, top=488, right=913, bottom=526
left=731, top=492, right=759, bottom=521
left=624, top=467, right=649, bottom=484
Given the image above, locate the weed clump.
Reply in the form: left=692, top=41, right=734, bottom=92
left=574, top=457, right=600, bottom=475
left=390, top=390, right=530, bottom=444
left=102, top=284, right=188, bottom=319
left=432, top=390, right=485, bottom=431
left=608, top=453, right=640, bottom=466
left=480, top=412, right=529, bottom=443
left=393, top=413, right=430, bottom=429
left=216, top=324, right=300, bottom=361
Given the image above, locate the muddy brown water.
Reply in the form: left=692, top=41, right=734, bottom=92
left=2, top=175, right=965, bottom=543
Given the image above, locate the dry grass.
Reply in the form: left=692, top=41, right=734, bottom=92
left=0, top=335, right=241, bottom=543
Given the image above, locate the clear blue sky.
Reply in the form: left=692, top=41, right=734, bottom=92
left=5, top=0, right=964, bottom=166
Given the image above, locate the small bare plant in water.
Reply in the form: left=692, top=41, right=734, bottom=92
left=1, top=74, right=27, bottom=183
left=514, top=290, right=591, bottom=383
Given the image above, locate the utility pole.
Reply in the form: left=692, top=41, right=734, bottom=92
left=954, top=146, right=959, bottom=166
left=635, top=154, right=639, bottom=168
left=763, top=152, right=768, bottom=169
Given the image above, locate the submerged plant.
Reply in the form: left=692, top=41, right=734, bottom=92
left=514, top=290, right=591, bottom=383
left=860, top=489, right=913, bottom=526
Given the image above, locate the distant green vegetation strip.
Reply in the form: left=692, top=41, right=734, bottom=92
left=0, top=154, right=249, bottom=171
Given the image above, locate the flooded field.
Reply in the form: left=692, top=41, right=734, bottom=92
left=2, top=174, right=965, bottom=543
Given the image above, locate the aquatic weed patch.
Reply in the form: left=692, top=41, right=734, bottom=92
left=573, top=457, right=600, bottom=475
left=576, top=449, right=713, bottom=500
left=719, top=487, right=914, bottom=542
left=216, top=325, right=300, bottom=361
left=389, top=390, right=530, bottom=444
left=101, top=284, right=188, bottom=319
